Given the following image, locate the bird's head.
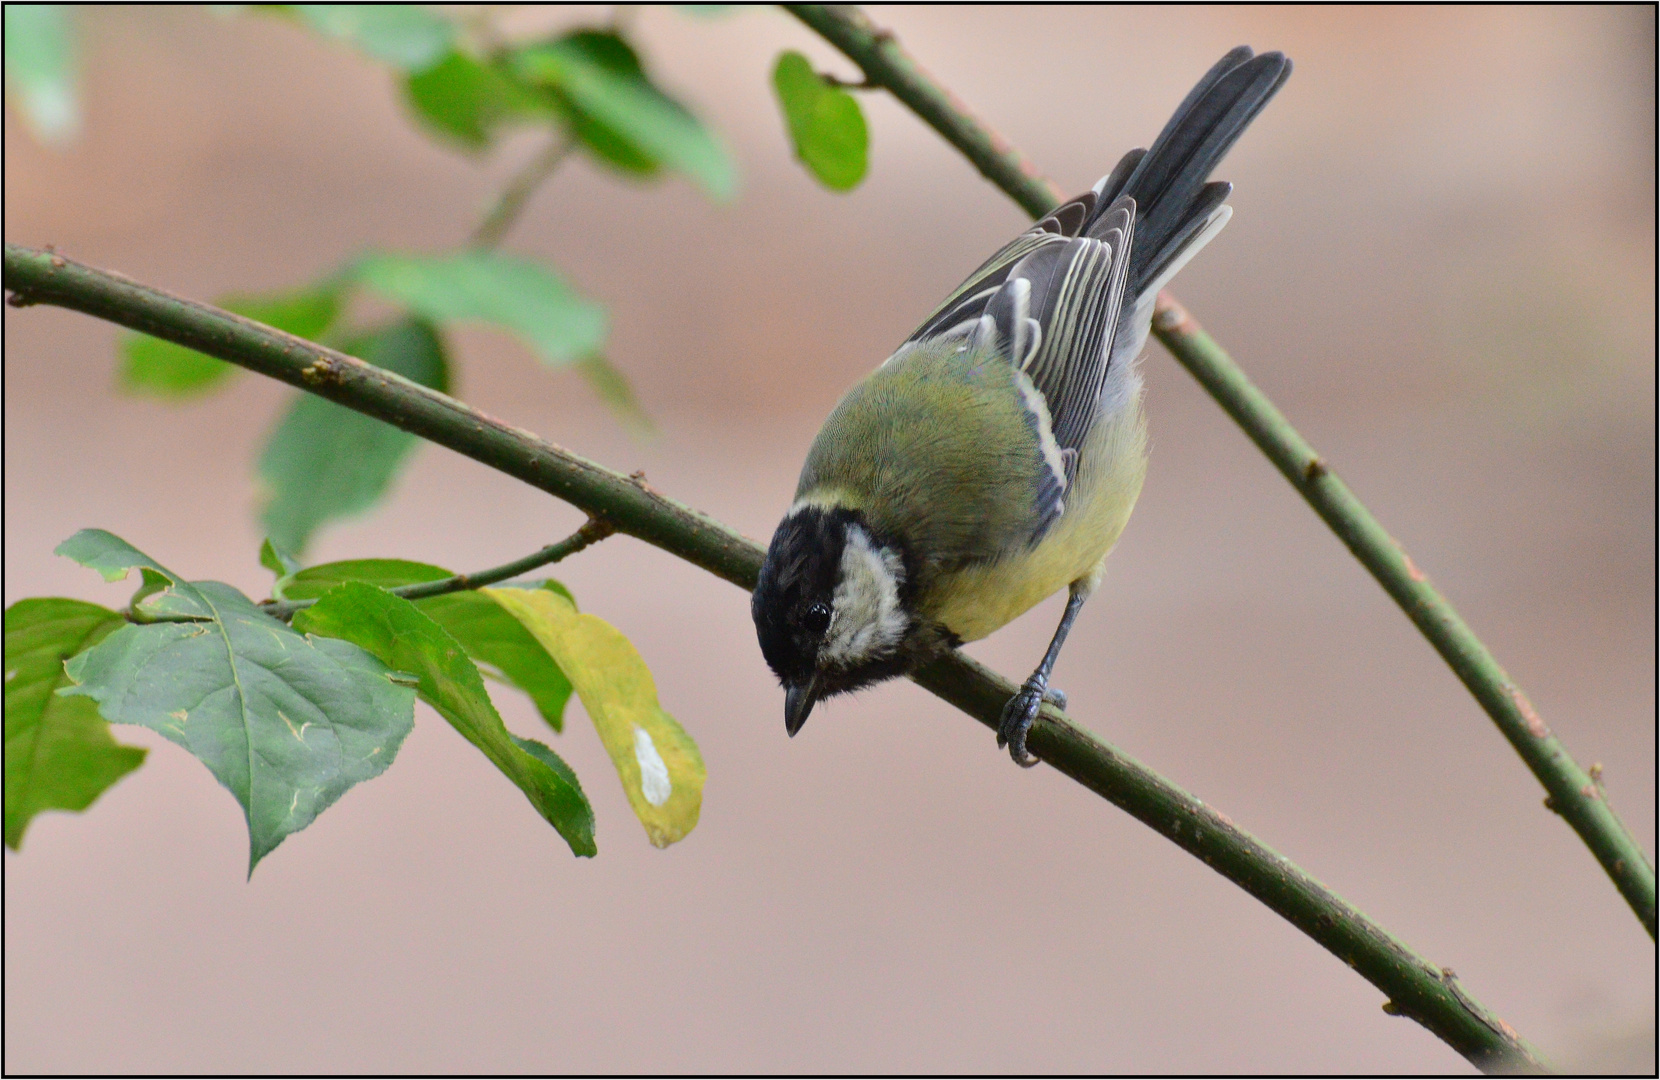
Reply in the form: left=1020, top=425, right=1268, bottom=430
left=752, top=503, right=918, bottom=736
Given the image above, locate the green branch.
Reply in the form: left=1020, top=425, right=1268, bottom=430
left=468, top=132, right=576, bottom=249
left=1153, top=295, right=1659, bottom=937
left=784, top=3, right=1655, bottom=940
left=260, top=516, right=615, bottom=621
left=4, top=243, right=1548, bottom=1072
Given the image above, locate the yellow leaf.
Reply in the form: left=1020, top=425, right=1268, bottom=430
left=484, top=587, right=703, bottom=847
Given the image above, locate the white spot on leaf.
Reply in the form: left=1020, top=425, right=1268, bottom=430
left=279, top=710, right=307, bottom=743
left=632, top=726, right=672, bottom=807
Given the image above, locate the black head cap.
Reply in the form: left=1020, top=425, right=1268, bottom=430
left=751, top=505, right=917, bottom=736
left=753, top=505, right=855, bottom=686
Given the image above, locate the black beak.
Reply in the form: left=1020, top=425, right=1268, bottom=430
left=784, top=675, right=819, bottom=737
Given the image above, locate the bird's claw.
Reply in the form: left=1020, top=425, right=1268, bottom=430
left=1043, top=686, right=1067, bottom=711
left=997, top=680, right=1046, bottom=768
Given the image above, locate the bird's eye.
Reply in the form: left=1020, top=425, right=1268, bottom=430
left=804, top=602, right=832, bottom=635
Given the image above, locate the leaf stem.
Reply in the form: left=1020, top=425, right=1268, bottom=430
left=468, top=133, right=576, bottom=249
left=784, top=5, right=1062, bottom=217
left=784, top=0, right=1656, bottom=943
left=260, top=516, right=615, bottom=620
left=3, top=243, right=1551, bottom=1073
left=819, top=73, right=876, bottom=91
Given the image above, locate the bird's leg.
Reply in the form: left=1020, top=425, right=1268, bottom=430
left=998, top=583, right=1090, bottom=767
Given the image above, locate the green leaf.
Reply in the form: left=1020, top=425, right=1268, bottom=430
left=277, top=557, right=450, bottom=597
left=4, top=599, right=145, bottom=850
left=771, top=51, right=869, bottom=192
left=278, top=559, right=575, bottom=732
left=56, top=536, right=416, bottom=873
left=421, top=591, right=575, bottom=732
left=293, top=4, right=454, bottom=73
left=514, top=31, right=736, bottom=200
left=120, top=284, right=341, bottom=399
left=233, top=287, right=342, bottom=339
left=575, top=355, right=653, bottom=435
left=509, top=732, right=586, bottom=794
left=295, top=583, right=595, bottom=856
left=520, top=33, right=658, bottom=178
left=120, top=335, right=236, bottom=398
left=3, top=5, right=78, bottom=144
left=353, top=250, right=607, bottom=368
left=54, top=527, right=214, bottom=620
left=486, top=587, right=703, bottom=848
left=258, top=317, right=449, bottom=554
left=403, top=49, right=549, bottom=151
left=55, top=527, right=179, bottom=585
left=259, top=538, right=302, bottom=581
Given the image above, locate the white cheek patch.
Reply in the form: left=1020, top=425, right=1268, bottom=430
left=820, top=525, right=908, bottom=668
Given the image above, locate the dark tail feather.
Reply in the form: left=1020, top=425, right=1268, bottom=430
left=1137, top=179, right=1232, bottom=289
left=1091, top=148, right=1146, bottom=209
left=1091, top=48, right=1291, bottom=295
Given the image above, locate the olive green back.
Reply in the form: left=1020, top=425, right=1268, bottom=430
left=796, top=340, right=1054, bottom=572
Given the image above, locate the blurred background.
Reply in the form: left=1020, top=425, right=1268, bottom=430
left=4, top=5, right=1654, bottom=1073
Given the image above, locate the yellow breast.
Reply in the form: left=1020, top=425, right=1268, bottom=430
left=923, top=398, right=1147, bottom=642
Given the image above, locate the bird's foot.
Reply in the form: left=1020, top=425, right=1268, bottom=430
left=997, top=678, right=1047, bottom=768
left=1043, top=686, right=1067, bottom=711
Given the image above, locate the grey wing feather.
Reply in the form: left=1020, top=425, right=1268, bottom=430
left=896, top=46, right=1289, bottom=542
left=982, top=276, right=1040, bottom=369
left=1014, top=198, right=1134, bottom=461
left=912, top=196, right=1134, bottom=493
left=905, top=190, right=1100, bottom=344
left=902, top=195, right=1132, bottom=541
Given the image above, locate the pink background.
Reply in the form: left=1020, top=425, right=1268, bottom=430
left=6, top=6, right=1654, bottom=1072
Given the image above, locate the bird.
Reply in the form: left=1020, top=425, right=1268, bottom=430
left=752, top=46, right=1291, bottom=766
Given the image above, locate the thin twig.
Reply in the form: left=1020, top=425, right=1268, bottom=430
left=1152, top=292, right=1660, bottom=940
left=783, top=0, right=1655, bottom=942
left=2, top=243, right=1550, bottom=1073
left=259, top=517, right=615, bottom=621
left=468, top=133, right=576, bottom=249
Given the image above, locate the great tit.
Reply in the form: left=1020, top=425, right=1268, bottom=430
left=753, top=47, right=1291, bottom=765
